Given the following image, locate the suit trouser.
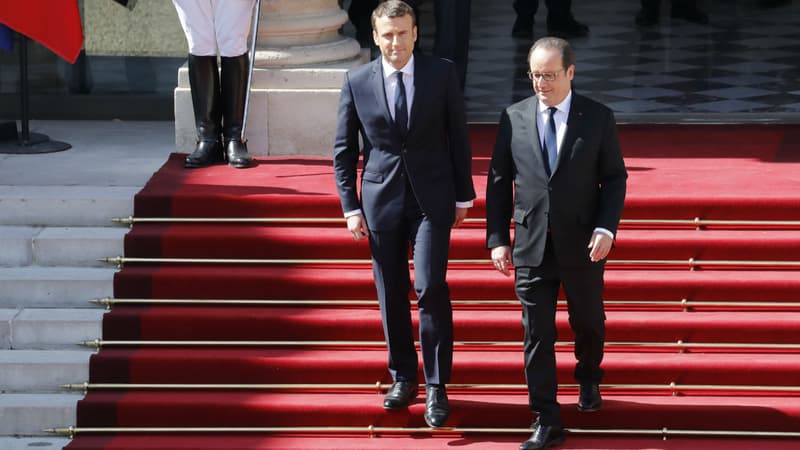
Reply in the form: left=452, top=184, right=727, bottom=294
left=402, top=0, right=471, bottom=89
left=515, top=234, right=606, bottom=426
left=368, top=185, right=453, bottom=385
left=513, top=0, right=574, bottom=23
left=431, top=0, right=471, bottom=90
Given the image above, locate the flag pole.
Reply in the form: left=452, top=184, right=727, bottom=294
left=241, top=0, right=261, bottom=140
left=0, top=33, right=71, bottom=154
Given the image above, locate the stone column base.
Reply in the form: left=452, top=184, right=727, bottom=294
left=175, top=50, right=368, bottom=157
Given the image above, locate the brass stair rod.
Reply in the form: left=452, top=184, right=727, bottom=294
left=98, top=256, right=800, bottom=267
left=113, top=215, right=800, bottom=227
left=98, top=256, right=492, bottom=265
left=79, top=339, right=800, bottom=350
left=90, top=297, right=800, bottom=309
left=62, top=382, right=800, bottom=393
left=89, top=298, right=516, bottom=307
left=45, top=425, right=800, bottom=439
left=113, top=217, right=484, bottom=225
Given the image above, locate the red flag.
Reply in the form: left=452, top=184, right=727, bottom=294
left=0, top=0, right=83, bottom=63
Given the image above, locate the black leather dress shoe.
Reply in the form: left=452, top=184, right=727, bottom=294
left=548, top=17, right=589, bottom=38
left=423, top=384, right=449, bottom=428
left=185, top=140, right=223, bottom=168
left=577, top=383, right=602, bottom=412
left=224, top=138, right=253, bottom=169
left=383, top=381, right=418, bottom=410
left=520, top=421, right=565, bottom=450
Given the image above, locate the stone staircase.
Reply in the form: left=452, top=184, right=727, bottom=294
left=0, top=120, right=173, bottom=449
left=0, top=191, right=134, bottom=448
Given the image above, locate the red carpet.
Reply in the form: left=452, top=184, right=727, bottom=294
left=131, top=124, right=800, bottom=220
left=65, top=124, right=800, bottom=449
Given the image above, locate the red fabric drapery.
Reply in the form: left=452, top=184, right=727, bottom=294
left=0, top=0, right=83, bottom=63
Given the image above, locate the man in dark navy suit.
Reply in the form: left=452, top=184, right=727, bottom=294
left=333, top=0, right=475, bottom=429
left=486, top=36, right=627, bottom=449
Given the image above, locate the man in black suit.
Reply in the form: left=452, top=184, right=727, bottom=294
left=485, top=36, right=627, bottom=449
left=333, top=0, right=475, bottom=429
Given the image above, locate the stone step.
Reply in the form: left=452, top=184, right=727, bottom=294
left=3, top=308, right=105, bottom=349
left=0, top=267, right=116, bottom=308
left=0, top=226, right=128, bottom=268
left=0, top=437, right=71, bottom=449
left=33, top=227, right=128, bottom=268
left=0, top=350, right=93, bottom=392
left=0, top=309, right=14, bottom=349
left=0, top=226, right=38, bottom=267
left=0, top=186, right=138, bottom=227
left=0, top=393, right=81, bottom=436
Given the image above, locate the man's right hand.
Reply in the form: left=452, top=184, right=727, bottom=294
left=347, top=214, right=369, bottom=241
left=490, top=245, right=512, bottom=277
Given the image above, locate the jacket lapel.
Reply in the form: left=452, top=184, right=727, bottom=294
left=553, top=94, right=583, bottom=176
left=370, top=59, right=394, bottom=130
left=407, top=57, right=425, bottom=135
left=523, top=97, right=549, bottom=178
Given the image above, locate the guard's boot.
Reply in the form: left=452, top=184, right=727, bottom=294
left=185, top=54, right=223, bottom=168
left=221, top=54, right=253, bottom=169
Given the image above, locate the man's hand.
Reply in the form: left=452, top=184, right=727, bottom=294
left=490, top=245, right=512, bottom=277
left=453, top=207, right=468, bottom=228
left=347, top=214, right=368, bottom=241
left=588, top=231, right=613, bottom=262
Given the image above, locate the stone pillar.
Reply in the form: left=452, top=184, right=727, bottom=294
left=175, top=0, right=368, bottom=157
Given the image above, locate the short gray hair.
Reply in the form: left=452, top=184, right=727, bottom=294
left=528, top=36, right=575, bottom=70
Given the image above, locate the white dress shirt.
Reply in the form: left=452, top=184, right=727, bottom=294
left=537, top=91, right=571, bottom=161
left=382, top=56, right=415, bottom=124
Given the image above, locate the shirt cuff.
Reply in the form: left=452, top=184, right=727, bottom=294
left=456, top=200, right=474, bottom=208
left=344, top=209, right=362, bottom=218
left=593, top=227, right=614, bottom=241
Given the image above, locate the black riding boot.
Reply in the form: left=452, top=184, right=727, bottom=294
left=221, top=54, right=253, bottom=169
left=185, top=54, right=223, bottom=168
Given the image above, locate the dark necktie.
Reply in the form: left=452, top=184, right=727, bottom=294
left=542, top=106, right=558, bottom=176
left=394, top=71, right=408, bottom=136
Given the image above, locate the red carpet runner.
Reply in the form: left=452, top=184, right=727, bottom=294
left=64, top=124, right=800, bottom=449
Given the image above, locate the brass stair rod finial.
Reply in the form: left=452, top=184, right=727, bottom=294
left=89, top=297, right=114, bottom=309
left=111, top=216, right=135, bottom=229
left=80, top=338, right=102, bottom=348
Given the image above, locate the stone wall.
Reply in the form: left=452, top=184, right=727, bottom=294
left=82, top=0, right=187, bottom=57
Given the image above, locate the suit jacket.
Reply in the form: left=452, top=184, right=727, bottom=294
left=486, top=93, right=627, bottom=267
left=333, top=54, right=476, bottom=231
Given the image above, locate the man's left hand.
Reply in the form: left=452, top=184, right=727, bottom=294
left=453, top=207, right=468, bottom=228
left=588, top=232, right=613, bottom=262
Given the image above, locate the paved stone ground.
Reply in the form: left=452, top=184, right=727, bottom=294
left=413, top=0, right=800, bottom=121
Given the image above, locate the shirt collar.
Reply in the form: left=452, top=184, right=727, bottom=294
left=382, top=55, right=415, bottom=79
left=538, top=90, right=572, bottom=115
